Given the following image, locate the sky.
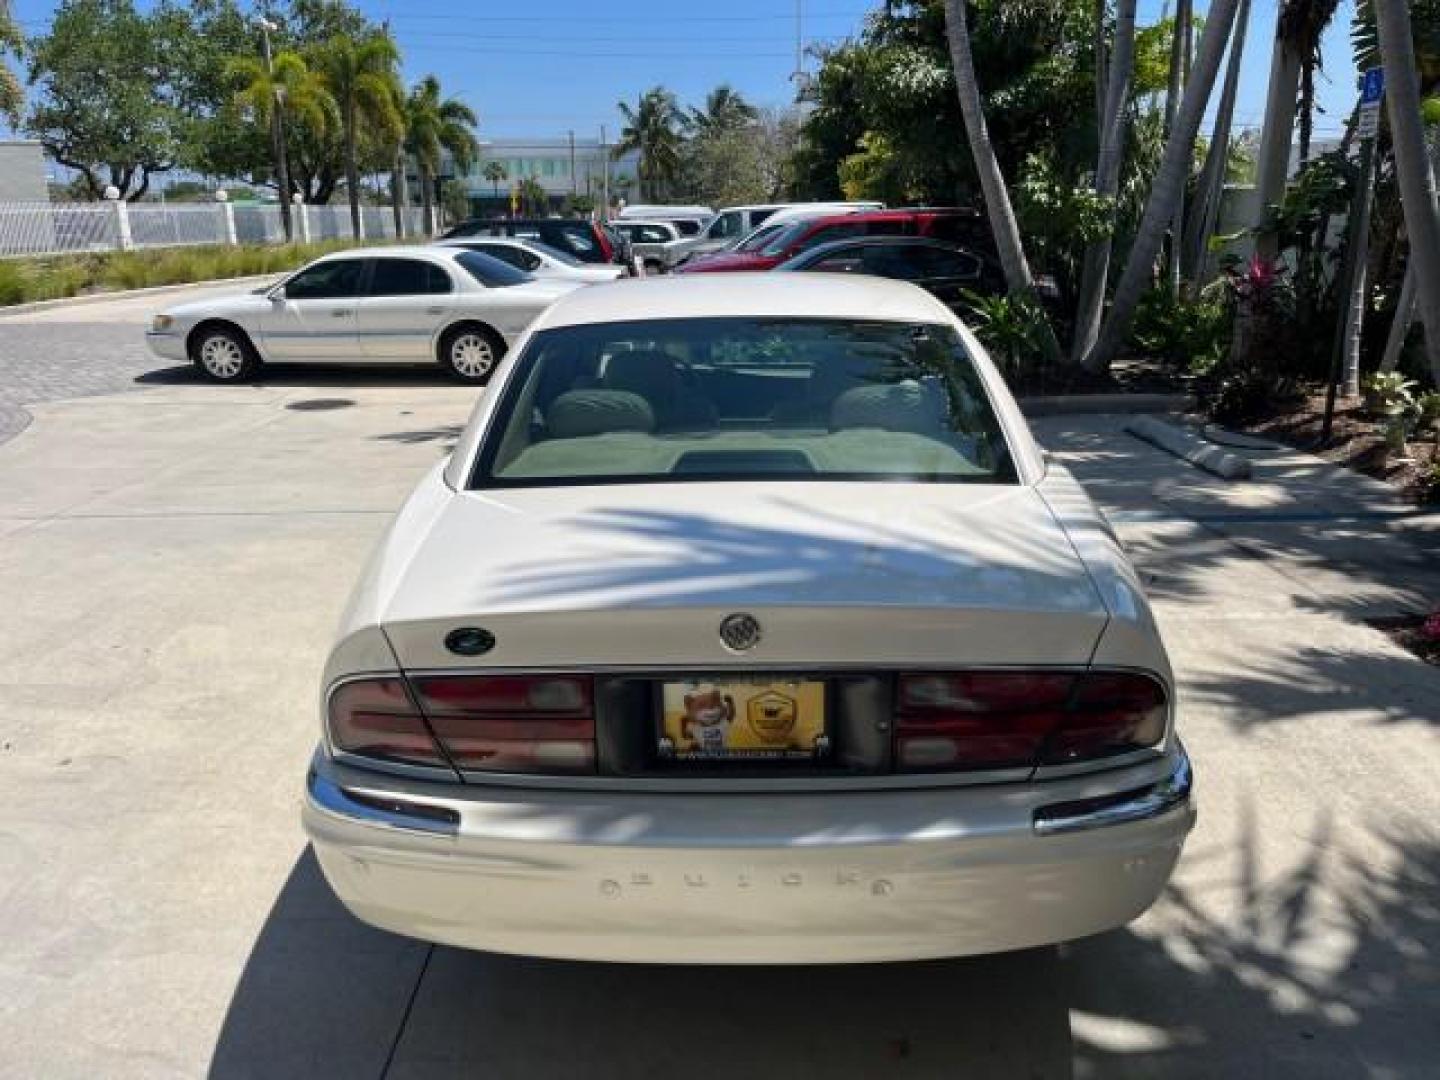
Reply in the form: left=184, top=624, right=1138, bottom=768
left=7, top=0, right=1361, bottom=146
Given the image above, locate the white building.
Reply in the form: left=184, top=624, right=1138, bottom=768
left=458, top=137, right=640, bottom=215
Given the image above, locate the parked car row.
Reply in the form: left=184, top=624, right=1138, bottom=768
left=147, top=202, right=1012, bottom=386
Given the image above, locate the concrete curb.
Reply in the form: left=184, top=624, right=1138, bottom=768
left=1125, top=415, right=1253, bottom=479
left=1019, top=392, right=1196, bottom=416
left=0, top=274, right=280, bottom=317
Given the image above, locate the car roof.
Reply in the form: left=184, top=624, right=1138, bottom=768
left=531, top=273, right=952, bottom=331
left=314, top=245, right=460, bottom=261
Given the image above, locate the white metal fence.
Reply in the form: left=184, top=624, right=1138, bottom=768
left=0, top=200, right=430, bottom=258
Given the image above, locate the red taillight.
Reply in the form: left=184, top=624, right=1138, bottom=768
left=894, top=671, right=1166, bottom=772
left=412, top=675, right=595, bottom=775
left=328, top=677, right=450, bottom=769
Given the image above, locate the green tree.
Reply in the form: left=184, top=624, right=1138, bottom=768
left=1, top=0, right=23, bottom=125
left=229, top=46, right=331, bottom=235
left=615, top=86, right=685, bottom=201
left=316, top=30, right=403, bottom=237
left=404, top=74, right=478, bottom=235
left=25, top=0, right=182, bottom=199
left=687, top=84, right=758, bottom=138
left=482, top=160, right=508, bottom=201
left=516, top=175, right=548, bottom=216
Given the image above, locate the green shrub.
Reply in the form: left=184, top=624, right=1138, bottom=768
left=1129, top=287, right=1229, bottom=372
left=0, top=238, right=375, bottom=307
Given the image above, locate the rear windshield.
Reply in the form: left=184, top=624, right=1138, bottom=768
left=471, top=317, right=1016, bottom=488
left=529, top=241, right=583, bottom=266
left=456, top=250, right=531, bottom=287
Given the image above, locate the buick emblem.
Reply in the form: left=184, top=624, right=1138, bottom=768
left=718, top=613, right=762, bottom=652
left=445, top=627, right=495, bottom=656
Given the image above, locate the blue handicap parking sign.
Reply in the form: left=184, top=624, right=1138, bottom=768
left=1361, top=68, right=1385, bottom=104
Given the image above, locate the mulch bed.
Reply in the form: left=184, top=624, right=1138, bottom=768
left=1242, top=389, right=1439, bottom=504
left=1368, top=615, right=1440, bottom=667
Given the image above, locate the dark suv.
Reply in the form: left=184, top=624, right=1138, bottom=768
left=443, top=218, right=631, bottom=266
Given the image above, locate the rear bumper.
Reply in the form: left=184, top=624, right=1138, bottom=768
left=302, top=746, right=1194, bottom=964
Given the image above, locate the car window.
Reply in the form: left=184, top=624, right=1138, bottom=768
left=707, top=211, right=744, bottom=239
left=526, top=240, right=583, bottom=267
left=474, top=243, right=527, bottom=269
left=913, top=246, right=982, bottom=280
left=473, top=317, right=1015, bottom=488
left=799, top=222, right=866, bottom=251
left=673, top=219, right=702, bottom=236
left=741, top=221, right=796, bottom=253
left=550, top=223, right=597, bottom=255
left=751, top=208, right=777, bottom=226
left=859, top=245, right=929, bottom=281
left=806, top=249, right=866, bottom=273
left=634, top=224, right=672, bottom=243
left=479, top=244, right=541, bottom=272
left=366, top=258, right=452, bottom=296
left=284, top=258, right=365, bottom=300
left=455, top=250, right=532, bottom=288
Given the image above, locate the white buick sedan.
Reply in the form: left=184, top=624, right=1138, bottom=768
left=145, top=246, right=580, bottom=384
left=302, top=274, right=1195, bottom=964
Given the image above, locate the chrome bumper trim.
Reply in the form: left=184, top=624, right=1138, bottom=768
left=306, top=766, right=460, bottom=836
left=1032, top=746, right=1193, bottom=836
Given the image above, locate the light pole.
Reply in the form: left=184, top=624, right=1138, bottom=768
left=257, top=16, right=294, bottom=242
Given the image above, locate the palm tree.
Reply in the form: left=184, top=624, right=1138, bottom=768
left=482, top=160, right=508, bottom=203
left=316, top=32, right=404, bottom=238
left=1374, top=0, right=1440, bottom=382
left=615, top=87, right=685, bottom=201
left=688, top=84, right=759, bottom=138
left=1380, top=99, right=1440, bottom=372
left=1086, top=0, right=1241, bottom=372
left=940, top=0, right=1061, bottom=366
left=230, top=48, right=331, bottom=241
left=1161, top=0, right=1193, bottom=294
left=404, top=75, right=478, bottom=235
left=1071, top=0, right=1138, bottom=365
left=1185, top=0, right=1253, bottom=282
left=0, top=0, right=22, bottom=126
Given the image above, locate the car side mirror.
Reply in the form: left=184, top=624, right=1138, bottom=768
left=269, top=285, right=286, bottom=302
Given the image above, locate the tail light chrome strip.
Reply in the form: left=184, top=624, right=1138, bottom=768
left=1032, top=745, right=1193, bottom=836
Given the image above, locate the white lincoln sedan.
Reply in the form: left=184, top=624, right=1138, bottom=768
left=432, top=237, right=626, bottom=284
left=145, top=246, right=580, bottom=384
left=302, top=274, right=1195, bottom=964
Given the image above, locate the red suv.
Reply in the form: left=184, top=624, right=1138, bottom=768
left=674, top=208, right=987, bottom=274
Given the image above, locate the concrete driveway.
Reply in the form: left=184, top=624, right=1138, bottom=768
left=0, top=288, right=1437, bottom=1078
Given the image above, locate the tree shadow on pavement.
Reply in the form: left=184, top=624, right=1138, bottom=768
left=1067, top=821, right=1440, bottom=1079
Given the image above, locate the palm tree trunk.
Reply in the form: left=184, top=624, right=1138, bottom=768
left=1185, top=0, right=1251, bottom=282
left=419, top=162, right=435, bottom=236
left=1162, top=0, right=1192, bottom=295
left=270, top=102, right=294, bottom=242
left=1071, top=0, right=1138, bottom=366
left=1087, top=0, right=1241, bottom=373
left=344, top=102, right=361, bottom=239
left=391, top=148, right=407, bottom=238
left=1093, top=0, right=1108, bottom=126
left=1251, top=12, right=1303, bottom=259
left=1374, top=0, right=1440, bottom=383
left=941, top=0, right=1061, bottom=366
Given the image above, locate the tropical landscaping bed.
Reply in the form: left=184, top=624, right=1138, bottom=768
left=1237, top=387, right=1440, bottom=504
left=0, top=240, right=366, bottom=307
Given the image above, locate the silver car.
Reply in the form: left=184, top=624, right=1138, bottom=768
left=302, top=273, right=1195, bottom=964
left=145, top=246, right=580, bottom=385
left=609, top=220, right=689, bottom=273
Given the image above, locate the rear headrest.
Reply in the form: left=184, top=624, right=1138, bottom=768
left=602, top=350, right=684, bottom=400
left=546, top=390, right=655, bottom=438
left=830, top=381, right=947, bottom=433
